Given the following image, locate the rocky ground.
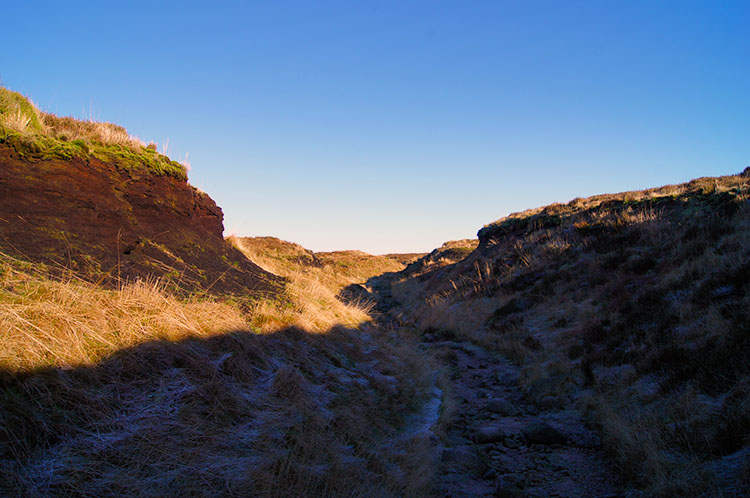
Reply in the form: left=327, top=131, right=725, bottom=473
left=426, top=337, right=621, bottom=497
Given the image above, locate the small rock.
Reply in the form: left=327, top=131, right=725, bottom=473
left=539, top=395, right=561, bottom=410
left=711, top=285, right=735, bottom=298
left=495, top=473, right=526, bottom=497
left=441, top=446, right=483, bottom=472
left=441, top=446, right=472, bottom=464
left=475, top=426, right=506, bottom=444
left=503, top=473, right=525, bottom=487
left=487, top=398, right=519, bottom=416
left=494, top=485, right=524, bottom=498
left=522, top=421, right=567, bottom=445
left=503, top=438, right=520, bottom=449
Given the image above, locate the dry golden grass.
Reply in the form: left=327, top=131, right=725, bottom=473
left=0, top=254, right=247, bottom=371
left=231, top=235, right=407, bottom=288
left=0, top=87, right=144, bottom=149
left=2, top=109, right=33, bottom=133
left=479, top=170, right=750, bottom=242
left=0, top=85, right=186, bottom=178
left=229, top=236, right=411, bottom=333
left=0, top=90, right=46, bottom=138
left=0, top=245, right=436, bottom=496
left=41, top=113, right=146, bottom=149
left=248, top=268, right=374, bottom=332
left=0, top=255, right=434, bottom=496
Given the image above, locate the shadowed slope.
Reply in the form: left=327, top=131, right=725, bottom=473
left=376, top=170, right=750, bottom=496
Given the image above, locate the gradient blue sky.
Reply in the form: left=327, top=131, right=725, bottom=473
left=3, top=1, right=748, bottom=253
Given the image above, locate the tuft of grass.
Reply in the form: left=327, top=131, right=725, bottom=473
left=0, top=87, right=46, bottom=133
left=0, top=86, right=187, bottom=179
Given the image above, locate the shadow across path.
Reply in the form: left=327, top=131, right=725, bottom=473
left=0, top=325, right=431, bottom=497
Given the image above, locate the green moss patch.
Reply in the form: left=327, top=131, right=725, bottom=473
left=0, top=87, right=186, bottom=180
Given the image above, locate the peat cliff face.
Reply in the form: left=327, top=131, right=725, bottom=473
left=0, top=144, right=280, bottom=296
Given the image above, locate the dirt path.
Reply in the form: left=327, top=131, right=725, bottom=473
left=366, top=275, right=622, bottom=496
left=425, top=338, right=621, bottom=497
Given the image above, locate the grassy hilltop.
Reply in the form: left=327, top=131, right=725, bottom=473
left=0, top=87, right=185, bottom=178
left=0, top=86, right=281, bottom=297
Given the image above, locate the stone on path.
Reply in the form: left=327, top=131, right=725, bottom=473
left=503, top=437, right=520, bottom=449
left=441, top=446, right=483, bottom=473
left=494, top=474, right=526, bottom=497
left=475, top=426, right=506, bottom=444
left=494, top=485, right=525, bottom=498
left=522, top=420, right=567, bottom=445
left=487, top=398, right=519, bottom=416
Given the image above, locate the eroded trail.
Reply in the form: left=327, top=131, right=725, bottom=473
left=425, top=337, right=620, bottom=497
left=366, top=274, right=622, bottom=496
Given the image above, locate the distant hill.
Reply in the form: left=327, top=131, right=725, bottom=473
left=231, top=235, right=423, bottom=289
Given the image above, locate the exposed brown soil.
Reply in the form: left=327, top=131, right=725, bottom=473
left=0, top=144, right=280, bottom=296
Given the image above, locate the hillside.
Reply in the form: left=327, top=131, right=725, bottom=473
left=372, top=170, right=750, bottom=496
left=0, top=88, right=437, bottom=497
left=0, top=87, right=279, bottom=296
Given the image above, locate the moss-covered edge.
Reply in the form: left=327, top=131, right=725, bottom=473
left=0, top=87, right=186, bottom=180
left=0, top=126, right=187, bottom=180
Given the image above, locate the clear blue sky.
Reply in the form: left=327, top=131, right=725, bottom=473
left=3, top=1, right=748, bottom=253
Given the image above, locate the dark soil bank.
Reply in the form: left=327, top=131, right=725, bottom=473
left=0, top=144, right=280, bottom=296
